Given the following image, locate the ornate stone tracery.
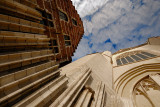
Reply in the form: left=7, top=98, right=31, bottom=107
left=133, top=74, right=160, bottom=107
left=116, top=51, right=142, bottom=59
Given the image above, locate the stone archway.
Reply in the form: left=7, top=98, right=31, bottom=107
left=132, top=74, right=160, bottom=107
left=114, top=63, right=160, bottom=107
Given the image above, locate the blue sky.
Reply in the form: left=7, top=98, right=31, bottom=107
left=71, top=0, right=160, bottom=61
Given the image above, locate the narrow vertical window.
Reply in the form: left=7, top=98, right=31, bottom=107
left=125, top=56, right=134, bottom=63
left=54, top=47, right=59, bottom=53
left=141, top=52, right=157, bottom=57
left=130, top=55, right=141, bottom=61
left=49, top=21, right=54, bottom=27
left=53, top=40, right=58, bottom=46
left=64, top=35, right=71, bottom=46
left=136, top=53, right=149, bottom=59
left=52, top=39, right=59, bottom=53
left=121, top=58, right=128, bottom=64
left=116, top=59, right=122, bottom=66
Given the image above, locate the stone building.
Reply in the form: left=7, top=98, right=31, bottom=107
left=0, top=0, right=160, bottom=107
left=46, top=36, right=158, bottom=107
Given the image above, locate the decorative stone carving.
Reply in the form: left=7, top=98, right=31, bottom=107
left=116, top=51, right=142, bottom=59
left=133, top=74, right=160, bottom=107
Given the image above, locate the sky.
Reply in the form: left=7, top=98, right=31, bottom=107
left=71, top=0, right=160, bottom=61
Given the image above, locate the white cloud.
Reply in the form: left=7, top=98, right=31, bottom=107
left=72, top=0, right=109, bottom=17
left=72, top=38, right=92, bottom=60
left=83, top=19, right=93, bottom=36
left=71, top=0, right=160, bottom=60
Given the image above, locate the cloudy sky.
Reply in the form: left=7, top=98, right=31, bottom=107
left=71, top=0, right=160, bottom=61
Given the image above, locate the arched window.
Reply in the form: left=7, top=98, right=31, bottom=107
left=133, top=74, right=160, bottom=107
left=116, top=51, right=157, bottom=66
left=59, top=10, right=68, bottom=21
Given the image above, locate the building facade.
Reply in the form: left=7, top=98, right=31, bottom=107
left=0, top=0, right=84, bottom=64
left=0, top=0, right=160, bottom=107
left=112, top=36, right=160, bottom=107
left=55, top=36, right=160, bottom=107
left=0, top=0, right=84, bottom=106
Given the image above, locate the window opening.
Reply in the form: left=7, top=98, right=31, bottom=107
left=136, top=53, right=149, bottom=59
left=64, top=35, right=70, bottom=40
left=54, top=47, right=59, bottom=53
left=121, top=58, right=128, bottom=64
left=65, top=41, right=71, bottom=46
left=49, top=21, right=54, bottom=27
left=116, top=59, right=122, bottom=66
left=141, top=52, right=157, bottom=57
left=72, top=19, right=77, bottom=26
left=47, top=13, right=52, bottom=20
left=59, top=11, right=68, bottom=21
left=64, top=35, right=71, bottom=46
left=130, top=55, right=141, bottom=61
left=53, top=40, right=58, bottom=46
left=125, top=56, right=134, bottom=63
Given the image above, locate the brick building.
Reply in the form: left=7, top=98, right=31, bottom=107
left=0, top=0, right=84, bottom=64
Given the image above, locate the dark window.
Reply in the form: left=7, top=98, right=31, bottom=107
left=37, top=9, right=54, bottom=27
left=54, top=47, right=59, bottom=53
left=49, top=21, right=54, bottom=27
left=141, top=52, right=157, bottom=57
left=47, top=13, right=52, bottom=20
left=136, top=53, right=149, bottom=59
left=65, top=41, right=71, bottom=46
left=131, top=55, right=141, bottom=61
left=40, top=20, right=44, bottom=25
left=59, top=11, right=68, bottom=21
left=121, top=58, right=128, bottom=64
left=116, top=59, right=122, bottom=66
left=53, top=40, right=57, bottom=46
left=64, top=35, right=71, bottom=46
left=37, top=10, right=46, bottom=17
left=72, top=19, right=77, bottom=26
left=125, top=56, right=134, bottom=63
left=64, top=35, right=70, bottom=40
left=41, top=19, right=48, bottom=26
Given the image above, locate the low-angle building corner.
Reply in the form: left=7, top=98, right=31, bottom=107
left=0, top=0, right=84, bottom=106
left=0, top=0, right=160, bottom=107
left=60, top=36, right=160, bottom=107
